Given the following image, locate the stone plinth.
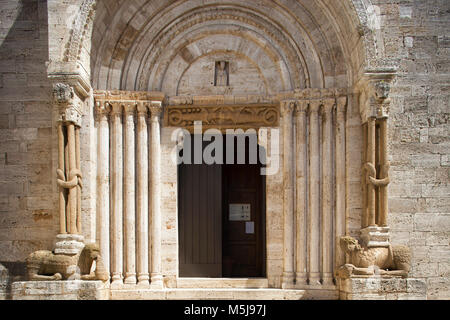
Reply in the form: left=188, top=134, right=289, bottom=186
left=338, top=276, right=427, bottom=300
left=0, top=264, right=9, bottom=300
left=360, top=226, right=390, bottom=247
left=54, top=234, right=85, bottom=255
left=12, top=281, right=110, bottom=300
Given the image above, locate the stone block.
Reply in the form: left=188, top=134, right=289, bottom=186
left=12, top=281, right=110, bottom=300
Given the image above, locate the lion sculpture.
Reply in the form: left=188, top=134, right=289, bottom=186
left=337, top=236, right=411, bottom=278
left=26, top=243, right=109, bottom=282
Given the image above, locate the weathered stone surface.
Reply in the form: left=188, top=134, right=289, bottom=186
left=0, top=0, right=448, bottom=301
left=12, top=281, right=110, bottom=300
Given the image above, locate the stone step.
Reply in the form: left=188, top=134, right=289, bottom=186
left=176, top=278, right=269, bottom=289
left=110, top=288, right=305, bottom=300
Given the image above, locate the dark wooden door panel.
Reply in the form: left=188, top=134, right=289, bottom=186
left=223, top=163, right=264, bottom=277
left=179, top=163, right=222, bottom=277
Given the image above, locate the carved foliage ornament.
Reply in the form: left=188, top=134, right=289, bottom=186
left=53, top=83, right=74, bottom=104
left=166, top=104, right=279, bottom=130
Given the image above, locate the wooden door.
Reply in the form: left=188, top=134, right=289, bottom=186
left=178, top=143, right=222, bottom=277
left=222, top=138, right=265, bottom=277
left=178, top=134, right=265, bottom=278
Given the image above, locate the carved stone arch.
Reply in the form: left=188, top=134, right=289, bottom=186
left=60, top=0, right=385, bottom=88
left=62, top=0, right=97, bottom=63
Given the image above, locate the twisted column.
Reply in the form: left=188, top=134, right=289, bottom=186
left=136, top=103, right=150, bottom=286
left=123, top=103, right=137, bottom=285
left=295, top=100, right=308, bottom=287
left=308, top=100, right=321, bottom=285
left=149, top=103, right=163, bottom=289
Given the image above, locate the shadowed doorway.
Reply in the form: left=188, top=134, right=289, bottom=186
left=178, top=134, right=266, bottom=278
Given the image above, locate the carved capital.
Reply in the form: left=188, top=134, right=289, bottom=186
left=53, top=83, right=74, bottom=104
left=123, top=103, right=137, bottom=116
left=136, top=102, right=149, bottom=116
left=357, top=70, right=396, bottom=122
left=95, top=101, right=111, bottom=122
left=294, top=100, right=308, bottom=115
left=149, top=102, right=163, bottom=120
left=320, top=99, right=335, bottom=116
left=308, top=100, right=321, bottom=115
left=110, top=102, right=123, bottom=117
left=336, top=96, right=347, bottom=115
left=57, top=106, right=83, bottom=127
left=374, top=81, right=391, bottom=101
left=280, top=100, right=295, bottom=117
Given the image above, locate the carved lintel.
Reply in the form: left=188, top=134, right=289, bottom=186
left=165, top=103, right=279, bottom=132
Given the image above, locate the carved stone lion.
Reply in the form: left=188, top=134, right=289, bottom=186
left=337, top=236, right=411, bottom=278
left=26, top=243, right=109, bottom=282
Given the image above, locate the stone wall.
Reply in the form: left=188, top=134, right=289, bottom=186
left=372, top=0, right=450, bottom=300
left=0, top=0, right=58, bottom=278
left=338, top=277, right=427, bottom=300
left=0, top=0, right=448, bottom=300
left=12, top=280, right=109, bottom=300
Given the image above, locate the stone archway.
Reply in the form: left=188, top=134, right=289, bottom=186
left=46, top=0, right=399, bottom=298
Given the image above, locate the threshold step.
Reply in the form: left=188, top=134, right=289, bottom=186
left=176, top=278, right=269, bottom=289
left=110, top=288, right=305, bottom=300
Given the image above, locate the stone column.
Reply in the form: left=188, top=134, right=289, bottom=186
left=378, top=116, right=389, bottom=227
left=335, top=96, right=347, bottom=270
left=281, top=100, right=295, bottom=289
left=136, top=103, right=150, bottom=287
left=53, top=82, right=84, bottom=254
left=95, top=101, right=111, bottom=274
left=308, top=100, right=321, bottom=285
left=123, top=103, right=137, bottom=285
left=57, top=122, right=66, bottom=235
left=366, top=116, right=377, bottom=227
left=149, top=103, right=163, bottom=289
left=110, top=102, right=123, bottom=287
left=321, top=99, right=334, bottom=286
left=295, top=100, right=308, bottom=287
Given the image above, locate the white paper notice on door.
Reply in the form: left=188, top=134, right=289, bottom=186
left=245, top=221, right=255, bottom=234
left=229, top=204, right=251, bottom=221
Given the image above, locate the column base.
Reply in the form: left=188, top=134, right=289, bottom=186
left=281, top=272, right=295, bottom=289
left=124, top=274, right=137, bottom=285
left=308, top=273, right=321, bottom=286
left=110, top=275, right=123, bottom=289
left=150, top=274, right=164, bottom=289
left=360, top=226, right=390, bottom=247
left=54, top=234, right=85, bottom=255
left=137, top=274, right=150, bottom=288
left=295, top=273, right=308, bottom=287
left=322, top=274, right=334, bottom=286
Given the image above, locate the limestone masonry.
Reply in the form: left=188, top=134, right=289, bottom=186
left=0, top=0, right=448, bottom=300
